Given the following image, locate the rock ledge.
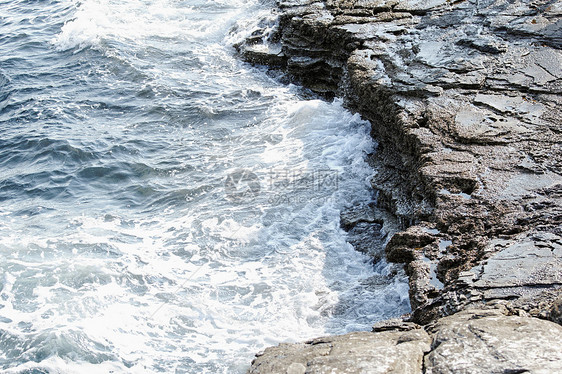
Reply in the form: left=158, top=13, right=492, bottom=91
left=237, top=0, right=562, bottom=372
left=249, top=307, right=562, bottom=374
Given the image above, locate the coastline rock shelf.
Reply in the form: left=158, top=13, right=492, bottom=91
left=237, top=0, right=562, bottom=372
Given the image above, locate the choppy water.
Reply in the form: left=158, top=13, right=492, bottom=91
left=0, top=0, right=410, bottom=372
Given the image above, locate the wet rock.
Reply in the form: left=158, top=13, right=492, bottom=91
left=340, top=204, right=395, bottom=263
left=241, top=42, right=287, bottom=67
left=346, top=221, right=387, bottom=262
left=340, top=204, right=382, bottom=231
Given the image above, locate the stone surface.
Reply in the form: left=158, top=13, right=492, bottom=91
left=248, top=308, right=562, bottom=373
left=466, top=236, right=562, bottom=290
left=248, top=330, right=431, bottom=374
left=237, top=0, right=562, bottom=325
left=371, top=318, right=421, bottom=332
left=425, top=308, right=562, bottom=374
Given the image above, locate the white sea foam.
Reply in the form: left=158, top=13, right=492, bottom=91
left=0, top=96, right=408, bottom=372
left=52, top=0, right=258, bottom=52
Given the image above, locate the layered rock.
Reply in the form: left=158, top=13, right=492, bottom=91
left=249, top=307, right=562, bottom=373
left=238, top=0, right=562, bottom=322
left=237, top=0, right=562, bottom=372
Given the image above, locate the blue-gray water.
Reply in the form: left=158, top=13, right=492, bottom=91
left=0, top=0, right=410, bottom=372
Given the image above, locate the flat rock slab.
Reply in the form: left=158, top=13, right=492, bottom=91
left=425, top=309, right=562, bottom=374
left=248, top=330, right=431, bottom=374
left=476, top=239, right=562, bottom=289
left=456, top=235, right=562, bottom=301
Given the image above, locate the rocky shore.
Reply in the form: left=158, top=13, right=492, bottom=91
left=236, top=0, right=562, bottom=372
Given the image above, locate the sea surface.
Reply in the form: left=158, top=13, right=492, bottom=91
left=0, top=0, right=410, bottom=372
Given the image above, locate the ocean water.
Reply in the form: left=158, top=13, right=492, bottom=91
left=0, top=0, right=410, bottom=372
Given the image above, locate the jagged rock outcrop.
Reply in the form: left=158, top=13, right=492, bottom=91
left=237, top=0, right=562, bottom=372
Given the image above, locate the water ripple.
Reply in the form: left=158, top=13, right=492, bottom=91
left=0, top=0, right=410, bottom=372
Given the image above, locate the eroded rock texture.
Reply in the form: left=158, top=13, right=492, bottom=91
left=249, top=329, right=431, bottom=374
left=238, top=0, right=562, bottom=372
left=238, top=0, right=562, bottom=322
left=424, top=308, right=562, bottom=374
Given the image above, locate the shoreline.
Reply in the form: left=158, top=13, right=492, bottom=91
left=237, top=0, right=562, bottom=372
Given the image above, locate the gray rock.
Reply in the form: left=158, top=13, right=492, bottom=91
left=248, top=330, right=431, bottom=374
left=340, top=204, right=381, bottom=231
left=372, top=318, right=421, bottom=332
left=425, top=308, right=562, bottom=374
left=247, top=308, right=562, bottom=373
left=471, top=237, right=562, bottom=290
left=238, top=0, right=562, bottom=371
left=551, top=296, right=562, bottom=325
